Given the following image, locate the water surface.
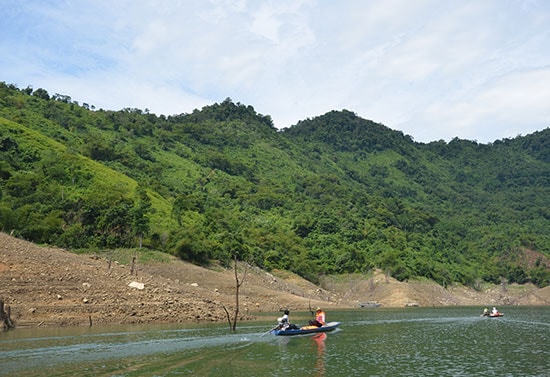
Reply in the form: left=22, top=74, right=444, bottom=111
left=1, top=306, right=548, bottom=376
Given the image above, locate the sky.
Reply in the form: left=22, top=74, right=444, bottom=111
left=1, top=0, right=549, bottom=143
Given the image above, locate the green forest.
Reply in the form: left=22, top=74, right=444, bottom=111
left=1, top=82, right=548, bottom=288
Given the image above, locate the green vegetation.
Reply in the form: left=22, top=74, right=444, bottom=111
left=1, top=82, right=549, bottom=287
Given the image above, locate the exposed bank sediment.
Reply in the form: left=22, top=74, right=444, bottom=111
left=1, top=232, right=548, bottom=328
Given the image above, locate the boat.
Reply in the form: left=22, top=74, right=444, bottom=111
left=359, top=301, right=381, bottom=308
left=271, top=321, right=341, bottom=336
left=481, top=312, right=504, bottom=318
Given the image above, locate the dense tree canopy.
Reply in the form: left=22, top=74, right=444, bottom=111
left=0, top=81, right=548, bottom=288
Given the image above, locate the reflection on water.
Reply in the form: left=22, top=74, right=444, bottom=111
left=312, top=332, right=326, bottom=376
left=1, top=307, right=548, bottom=376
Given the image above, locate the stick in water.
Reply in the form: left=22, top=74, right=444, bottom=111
left=260, top=324, right=280, bottom=337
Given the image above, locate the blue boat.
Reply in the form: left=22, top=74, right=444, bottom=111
left=271, top=321, right=341, bottom=336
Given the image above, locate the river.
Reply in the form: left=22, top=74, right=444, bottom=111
left=1, top=306, right=548, bottom=376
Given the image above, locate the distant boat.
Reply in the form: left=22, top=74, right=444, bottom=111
left=481, top=312, right=504, bottom=318
left=359, top=301, right=381, bottom=308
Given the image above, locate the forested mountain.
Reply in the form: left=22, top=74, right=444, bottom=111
left=1, top=82, right=548, bottom=287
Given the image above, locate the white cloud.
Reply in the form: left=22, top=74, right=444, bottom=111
left=1, top=0, right=549, bottom=142
left=412, top=67, right=550, bottom=142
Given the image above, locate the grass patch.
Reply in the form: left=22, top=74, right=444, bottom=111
left=74, top=248, right=174, bottom=265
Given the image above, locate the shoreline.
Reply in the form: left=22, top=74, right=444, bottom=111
left=2, top=232, right=549, bottom=329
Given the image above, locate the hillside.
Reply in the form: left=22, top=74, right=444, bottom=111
left=2, top=233, right=549, bottom=329
left=1, top=82, right=549, bottom=291
left=0, top=232, right=334, bottom=327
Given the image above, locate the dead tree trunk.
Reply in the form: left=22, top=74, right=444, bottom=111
left=0, top=298, right=14, bottom=331
left=130, top=252, right=138, bottom=276
left=223, top=256, right=248, bottom=332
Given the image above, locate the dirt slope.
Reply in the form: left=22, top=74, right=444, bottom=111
left=0, top=232, right=343, bottom=327
left=1, top=232, right=548, bottom=328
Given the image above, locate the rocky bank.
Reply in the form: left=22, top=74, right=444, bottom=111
left=1, top=232, right=548, bottom=328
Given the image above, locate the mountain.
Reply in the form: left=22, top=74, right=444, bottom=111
left=1, top=82, right=548, bottom=288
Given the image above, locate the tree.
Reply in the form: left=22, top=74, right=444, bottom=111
left=223, top=256, right=248, bottom=332
left=96, top=199, right=134, bottom=247
left=32, top=88, right=50, bottom=100
left=132, top=186, right=152, bottom=248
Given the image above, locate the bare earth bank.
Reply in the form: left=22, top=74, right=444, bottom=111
left=1, top=232, right=548, bottom=328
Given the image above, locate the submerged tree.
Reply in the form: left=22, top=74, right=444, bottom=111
left=223, top=256, right=248, bottom=332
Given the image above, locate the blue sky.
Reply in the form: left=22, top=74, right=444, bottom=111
left=1, top=0, right=549, bottom=143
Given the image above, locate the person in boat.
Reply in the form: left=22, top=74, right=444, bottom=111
left=482, top=307, right=489, bottom=316
left=277, top=309, right=299, bottom=330
left=309, top=307, right=326, bottom=327
left=491, top=307, right=499, bottom=315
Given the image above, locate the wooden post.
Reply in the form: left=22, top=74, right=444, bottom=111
left=0, top=298, right=15, bottom=330
left=130, top=254, right=137, bottom=276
